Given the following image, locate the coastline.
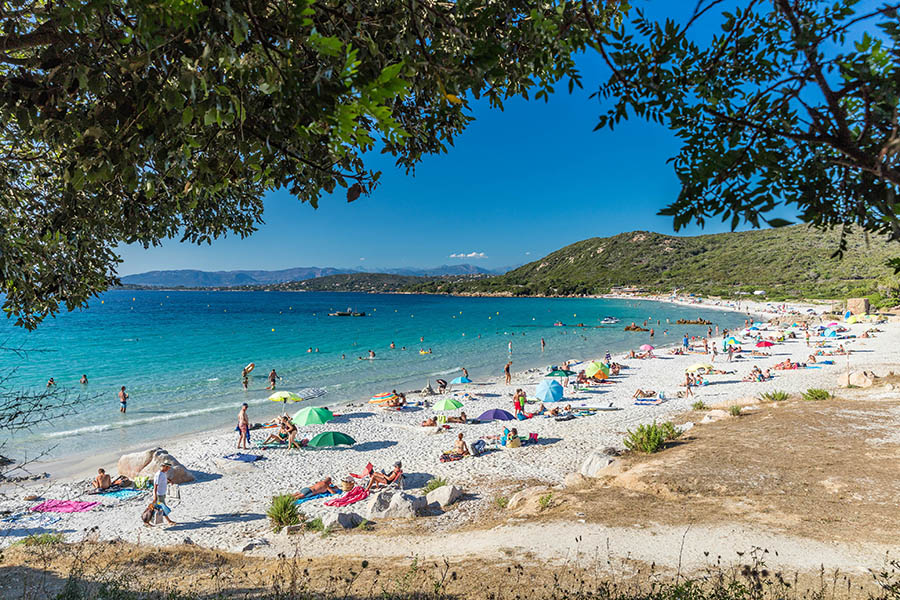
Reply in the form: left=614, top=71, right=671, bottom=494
left=3, top=296, right=896, bottom=574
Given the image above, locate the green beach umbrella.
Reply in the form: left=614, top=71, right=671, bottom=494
left=432, top=397, right=464, bottom=411
left=292, top=406, right=334, bottom=426
left=584, top=361, right=610, bottom=379
left=546, top=369, right=576, bottom=377
left=307, top=431, right=356, bottom=447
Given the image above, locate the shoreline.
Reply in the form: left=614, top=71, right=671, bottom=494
left=6, top=296, right=754, bottom=485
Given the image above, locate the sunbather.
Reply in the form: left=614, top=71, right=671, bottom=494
left=453, top=433, right=469, bottom=456
left=632, top=389, right=656, bottom=399
left=292, top=477, right=340, bottom=500
left=262, top=416, right=291, bottom=445
left=446, top=411, right=467, bottom=424
left=421, top=416, right=437, bottom=427
left=366, top=461, right=403, bottom=491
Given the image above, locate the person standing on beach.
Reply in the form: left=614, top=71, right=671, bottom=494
left=711, top=344, right=718, bottom=362
left=684, top=373, right=694, bottom=398
left=152, top=462, right=177, bottom=526
left=682, top=334, right=689, bottom=351
left=504, top=361, right=512, bottom=385
left=267, top=369, right=280, bottom=390
left=727, top=345, right=735, bottom=362
left=118, top=386, right=128, bottom=413
left=237, top=403, right=250, bottom=450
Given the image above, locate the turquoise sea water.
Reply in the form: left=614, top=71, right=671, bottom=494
left=2, top=291, right=748, bottom=461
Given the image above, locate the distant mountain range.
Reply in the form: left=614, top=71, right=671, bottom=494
left=119, top=263, right=509, bottom=287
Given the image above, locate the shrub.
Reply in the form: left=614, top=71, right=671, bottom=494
left=624, top=421, right=680, bottom=454
left=305, top=517, right=325, bottom=532
left=13, top=533, right=63, bottom=546
left=494, top=496, right=509, bottom=509
left=759, top=390, right=789, bottom=402
left=422, top=477, right=447, bottom=494
left=538, top=493, right=553, bottom=510
left=691, top=400, right=707, bottom=410
left=803, top=388, right=832, bottom=401
left=729, top=405, right=742, bottom=416
left=266, top=494, right=300, bottom=533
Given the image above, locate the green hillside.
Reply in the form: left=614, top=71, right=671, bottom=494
left=238, top=273, right=430, bottom=293
left=404, top=226, right=900, bottom=300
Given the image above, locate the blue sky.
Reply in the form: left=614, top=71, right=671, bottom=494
left=118, top=2, right=793, bottom=275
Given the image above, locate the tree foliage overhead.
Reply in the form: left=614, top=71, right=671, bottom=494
left=0, top=0, right=612, bottom=328
left=593, top=0, right=900, bottom=251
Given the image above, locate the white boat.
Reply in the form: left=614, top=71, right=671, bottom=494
left=600, top=316, right=620, bottom=325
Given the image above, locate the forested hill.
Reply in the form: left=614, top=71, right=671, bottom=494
left=402, top=226, right=899, bottom=299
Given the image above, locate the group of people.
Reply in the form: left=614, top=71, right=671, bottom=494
left=742, top=365, right=773, bottom=382
left=293, top=461, right=404, bottom=499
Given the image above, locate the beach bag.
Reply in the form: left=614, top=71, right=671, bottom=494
left=153, top=509, right=164, bottom=525
left=141, top=503, right=155, bottom=524
left=169, top=483, right=180, bottom=500
left=472, top=439, right=486, bottom=456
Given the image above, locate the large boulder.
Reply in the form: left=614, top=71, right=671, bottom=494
left=425, top=485, right=462, bottom=508
left=700, top=409, right=729, bottom=424
left=118, top=448, right=194, bottom=484
left=580, top=452, right=615, bottom=478
left=563, top=473, right=588, bottom=489
left=322, top=512, right=366, bottom=530
left=507, top=486, right=550, bottom=511
left=364, top=489, right=426, bottom=519
left=850, top=370, right=876, bottom=388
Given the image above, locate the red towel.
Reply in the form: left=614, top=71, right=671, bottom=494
left=324, top=486, right=369, bottom=507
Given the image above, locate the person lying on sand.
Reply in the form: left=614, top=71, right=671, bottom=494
left=366, top=462, right=403, bottom=491
left=750, top=351, right=770, bottom=357
left=446, top=411, right=467, bottom=424
left=632, top=389, right=656, bottom=399
left=421, top=416, right=437, bottom=427
left=292, top=477, right=340, bottom=500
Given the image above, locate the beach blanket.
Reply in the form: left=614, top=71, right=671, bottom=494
left=294, top=491, right=334, bottom=506
left=324, top=486, right=369, bottom=507
left=30, top=499, right=99, bottom=513
left=99, top=488, right=144, bottom=500
left=440, top=452, right=465, bottom=462
left=223, top=453, right=264, bottom=462
left=634, top=398, right=663, bottom=405
left=1, top=512, right=63, bottom=529
left=255, top=442, right=287, bottom=449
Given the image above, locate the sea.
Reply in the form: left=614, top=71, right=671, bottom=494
left=1, top=290, right=749, bottom=463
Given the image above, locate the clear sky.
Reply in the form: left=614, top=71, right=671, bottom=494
left=117, top=2, right=795, bottom=276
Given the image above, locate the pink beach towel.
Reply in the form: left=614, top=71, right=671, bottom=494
left=324, top=486, right=369, bottom=507
left=30, top=499, right=99, bottom=513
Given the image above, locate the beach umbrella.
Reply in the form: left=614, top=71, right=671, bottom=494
left=433, top=397, right=464, bottom=411
left=268, top=391, right=304, bottom=412
left=450, top=376, right=472, bottom=385
left=369, top=392, right=398, bottom=404
left=477, top=408, right=515, bottom=422
left=546, top=369, right=576, bottom=377
left=292, top=406, right=334, bottom=426
left=724, top=337, right=740, bottom=345
left=307, top=431, right=355, bottom=447
left=755, top=341, right=774, bottom=348
left=534, top=379, right=564, bottom=403
left=584, top=361, right=610, bottom=379
left=685, top=363, right=713, bottom=373
left=844, top=310, right=852, bottom=320
left=639, top=344, right=655, bottom=351
left=846, top=315, right=859, bottom=324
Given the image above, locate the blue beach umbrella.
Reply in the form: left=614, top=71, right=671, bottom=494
left=477, top=408, right=515, bottom=421
left=534, top=380, right=564, bottom=403
left=450, top=376, right=471, bottom=385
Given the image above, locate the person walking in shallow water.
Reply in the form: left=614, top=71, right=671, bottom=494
left=118, top=386, right=128, bottom=413
left=267, top=369, right=280, bottom=390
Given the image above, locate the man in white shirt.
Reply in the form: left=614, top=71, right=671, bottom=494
left=153, top=462, right=177, bottom=526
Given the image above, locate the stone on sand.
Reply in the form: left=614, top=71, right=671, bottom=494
left=838, top=370, right=877, bottom=388
left=365, top=489, right=425, bottom=519
left=507, top=486, right=549, bottom=511
left=323, top=512, right=366, bottom=530
left=425, top=485, right=462, bottom=508
left=701, top=409, right=729, bottom=423
left=563, top=473, right=588, bottom=488
left=116, top=448, right=195, bottom=484
left=580, top=452, right=615, bottom=478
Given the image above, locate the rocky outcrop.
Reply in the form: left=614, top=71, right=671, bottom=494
left=118, top=448, right=194, bottom=484
left=580, top=452, right=615, bottom=478
left=624, top=324, right=649, bottom=331
left=838, top=370, right=877, bottom=388
left=425, top=485, right=462, bottom=508
left=364, top=489, right=426, bottom=519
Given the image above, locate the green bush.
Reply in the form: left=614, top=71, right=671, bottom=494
left=266, top=494, right=300, bottom=533
left=13, top=533, right=63, bottom=546
left=624, top=421, right=681, bottom=454
left=759, top=390, right=789, bottom=402
left=691, top=400, right=707, bottom=410
left=538, top=493, right=553, bottom=510
left=422, top=477, right=448, bottom=494
left=728, top=405, right=742, bottom=416
left=494, top=496, right=509, bottom=509
left=305, top=517, right=325, bottom=532
left=802, top=388, right=832, bottom=401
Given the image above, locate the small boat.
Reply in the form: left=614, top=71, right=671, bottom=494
left=600, top=317, right=620, bottom=325
left=553, top=321, right=565, bottom=327
left=329, top=308, right=365, bottom=317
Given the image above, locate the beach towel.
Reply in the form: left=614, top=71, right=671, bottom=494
left=223, top=453, right=264, bottom=462
left=99, top=488, right=144, bottom=500
left=255, top=441, right=287, bottom=449
left=634, top=398, right=663, bottom=405
left=554, top=415, right=575, bottom=421
left=440, top=452, right=465, bottom=462
left=324, top=486, right=369, bottom=507
left=30, top=499, right=99, bottom=513
left=294, top=491, right=334, bottom=506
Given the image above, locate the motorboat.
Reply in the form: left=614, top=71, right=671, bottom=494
left=600, top=316, right=620, bottom=325
left=329, top=308, right=366, bottom=317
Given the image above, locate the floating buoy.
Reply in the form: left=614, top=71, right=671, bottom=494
left=132, top=297, right=135, bottom=301
left=101, top=300, right=104, bottom=304
left=271, top=328, right=275, bottom=332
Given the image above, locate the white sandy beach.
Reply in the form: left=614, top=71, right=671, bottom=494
left=2, top=297, right=896, bottom=574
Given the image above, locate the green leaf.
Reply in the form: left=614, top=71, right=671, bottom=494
left=182, top=106, right=194, bottom=126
